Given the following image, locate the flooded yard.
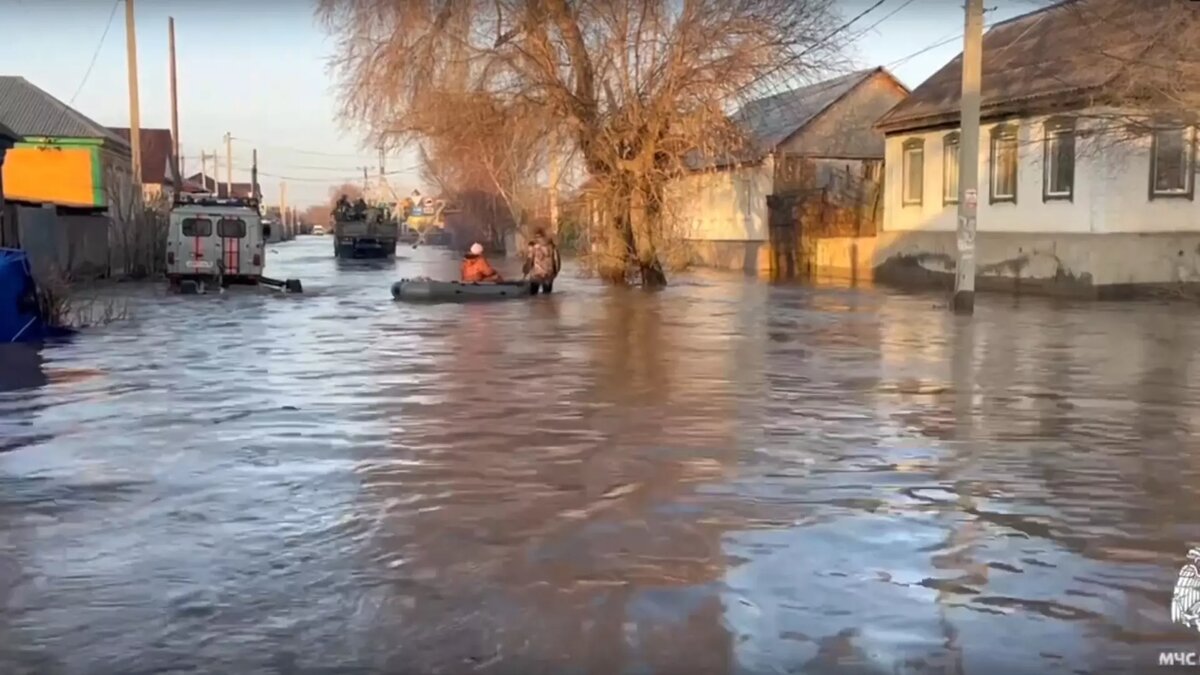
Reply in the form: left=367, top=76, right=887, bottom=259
left=0, top=236, right=1197, bottom=673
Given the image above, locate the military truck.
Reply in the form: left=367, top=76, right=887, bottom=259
left=332, top=197, right=398, bottom=259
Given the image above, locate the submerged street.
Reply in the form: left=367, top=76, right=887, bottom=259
left=0, top=236, right=1198, bottom=673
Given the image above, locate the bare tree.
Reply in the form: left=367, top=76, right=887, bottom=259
left=416, top=93, right=549, bottom=246
left=106, top=167, right=168, bottom=279
left=318, top=0, right=849, bottom=286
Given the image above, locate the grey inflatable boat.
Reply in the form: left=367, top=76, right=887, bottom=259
left=391, top=278, right=532, bottom=301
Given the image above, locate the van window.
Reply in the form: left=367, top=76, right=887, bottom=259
left=218, top=218, right=247, bottom=238
left=181, top=218, right=212, bottom=237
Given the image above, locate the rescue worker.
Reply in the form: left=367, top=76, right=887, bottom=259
left=523, top=228, right=561, bottom=294
left=334, top=194, right=350, bottom=220
left=461, top=242, right=502, bottom=283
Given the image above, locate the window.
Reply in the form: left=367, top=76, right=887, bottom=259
left=990, top=124, right=1018, bottom=203
left=902, top=138, right=924, bottom=206
left=1151, top=127, right=1195, bottom=199
left=1043, top=118, right=1075, bottom=201
left=181, top=218, right=212, bottom=237
left=217, top=217, right=247, bottom=238
left=943, top=132, right=960, bottom=205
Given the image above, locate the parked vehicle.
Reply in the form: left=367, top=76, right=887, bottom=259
left=312, top=224, right=326, bottom=236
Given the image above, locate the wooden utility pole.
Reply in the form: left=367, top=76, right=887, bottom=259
left=168, top=17, right=180, bottom=189
left=953, top=0, right=984, bottom=315
left=224, top=132, right=233, bottom=197
left=124, top=0, right=143, bottom=185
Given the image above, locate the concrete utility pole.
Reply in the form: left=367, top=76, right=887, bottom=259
left=168, top=17, right=180, bottom=189
left=280, top=181, right=288, bottom=228
left=224, top=132, right=233, bottom=198
left=212, top=148, right=218, bottom=194
left=124, top=0, right=143, bottom=185
left=953, top=0, right=984, bottom=315
left=200, top=151, right=207, bottom=189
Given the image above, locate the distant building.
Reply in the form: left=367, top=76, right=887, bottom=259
left=662, top=67, right=908, bottom=274
left=107, top=127, right=180, bottom=203
left=873, top=0, right=1200, bottom=297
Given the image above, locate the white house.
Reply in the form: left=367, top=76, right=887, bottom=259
left=669, top=68, right=908, bottom=274
left=873, top=0, right=1200, bottom=297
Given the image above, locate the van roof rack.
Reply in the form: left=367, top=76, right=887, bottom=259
left=175, top=193, right=260, bottom=208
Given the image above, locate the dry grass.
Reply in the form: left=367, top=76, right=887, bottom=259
left=34, top=268, right=128, bottom=330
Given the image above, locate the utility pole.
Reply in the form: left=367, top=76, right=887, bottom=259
left=124, top=0, right=143, bottom=186
left=168, top=17, right=180, bottom=190
left=953, top=0, right=984, bottom=315
left=212, top=148, right=218, bottom=194
left=280, top=181, right=288, bottom=228
left=200, top=151, right=207, bottom=190
left=224, top=132, right=233, bottom=198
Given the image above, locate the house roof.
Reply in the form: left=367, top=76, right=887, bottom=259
left=876, top=0, right=1171, bottom=133
left=0, top=76, right=129, bottom=149
left=184, top=173, right=256, bottom=199
left=688, top=67, right=904, bottom=169
left=735, top=68, right=893, bottom=150
left=108, top=127, right=176, bottom=185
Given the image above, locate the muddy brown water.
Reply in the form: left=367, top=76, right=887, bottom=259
left=0, top=236, right=1198, bottom=674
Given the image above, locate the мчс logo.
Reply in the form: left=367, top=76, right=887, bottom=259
left=1172, top=547, right=1200, bottom=632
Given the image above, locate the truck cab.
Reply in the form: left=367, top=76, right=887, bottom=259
left=166, top=195, right=267, bottom=286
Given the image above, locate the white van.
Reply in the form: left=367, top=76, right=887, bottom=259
left=166, top=196, right=268, bottom=287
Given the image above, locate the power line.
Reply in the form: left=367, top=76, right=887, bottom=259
left=69, top=0, right=120, bottom=105
left=846, top=0, right=918, bottom=42
left=229, top=136, right=388, bottom=160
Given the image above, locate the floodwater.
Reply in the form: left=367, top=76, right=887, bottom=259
left=0, top=236, right=1198, bottom=674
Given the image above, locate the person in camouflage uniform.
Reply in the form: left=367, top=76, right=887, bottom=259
left=523, top=229, right=561, bottom=295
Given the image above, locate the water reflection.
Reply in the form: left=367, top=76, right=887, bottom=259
left=0, top=238, right=1197, bottom=672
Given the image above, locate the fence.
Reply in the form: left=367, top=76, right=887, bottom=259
left=768, top=156, right=882, bottom=278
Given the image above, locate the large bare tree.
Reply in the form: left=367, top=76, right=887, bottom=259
left=318, top=0, right=849, bottom=285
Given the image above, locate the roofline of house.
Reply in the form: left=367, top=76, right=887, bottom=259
left=773, top=67, right=910, bottom=151
left=875, top=85, right=1104, bottom=134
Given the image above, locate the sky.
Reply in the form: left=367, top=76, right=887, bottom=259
left=0, top=0, right=1035, bottom=208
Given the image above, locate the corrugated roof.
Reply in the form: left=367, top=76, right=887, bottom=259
left=0, top=121, right=16, bottom=141
left=876, top=0, right=1172, bottom=132
left=734, top=69, right=882, bottom=150
left=109, top=127, right=175, bottom=184
left=0, top=76, right=129, bottom=148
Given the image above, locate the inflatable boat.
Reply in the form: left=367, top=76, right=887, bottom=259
left=391, top=278, right=532, bottom=302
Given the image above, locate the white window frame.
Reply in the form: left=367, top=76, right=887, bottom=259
left=990, top=124, right=1019, bottom=204
left=1150, top=126, right=1196, bottom=200
left=1043, top=118, right=1076, bottom=201
left=901, top=138, right=924, bottom=206
left=943, top=132, right=960, bottom=205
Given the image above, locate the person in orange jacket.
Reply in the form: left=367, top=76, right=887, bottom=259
left=461, top=242, right=502, bottom=283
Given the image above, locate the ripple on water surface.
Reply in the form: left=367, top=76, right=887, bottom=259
left=0, top=238, right=1197, bottom=673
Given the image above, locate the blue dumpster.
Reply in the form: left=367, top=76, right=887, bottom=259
left=0, top=248, right=67, bottom=343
